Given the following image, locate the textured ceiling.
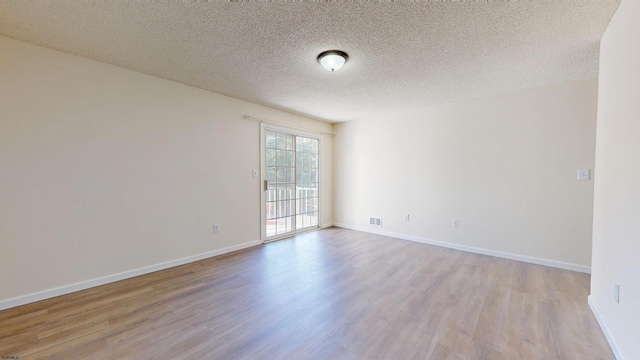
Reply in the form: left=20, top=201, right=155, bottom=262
left=0, top=1, right=620, bottom=123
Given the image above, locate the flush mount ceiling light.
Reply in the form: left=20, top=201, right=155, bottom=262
left=317, top=50, right=349, bottom=72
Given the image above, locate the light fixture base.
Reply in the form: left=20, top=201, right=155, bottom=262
left=317, top=50, right=349, bottom=72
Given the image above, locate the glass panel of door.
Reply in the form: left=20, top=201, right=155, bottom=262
left=265, top=130, right=319, bottom=239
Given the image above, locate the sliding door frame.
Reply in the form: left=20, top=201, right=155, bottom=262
left=260, top=123, right=322, bottom=242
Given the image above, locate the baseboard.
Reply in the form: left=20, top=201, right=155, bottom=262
left=320, top=222, right=334, bottom=229
left=588, top=296, right=625, bottom=360
left=333, top=223, right=591, bottom=274
left=0, top=240, right=262, bottom=312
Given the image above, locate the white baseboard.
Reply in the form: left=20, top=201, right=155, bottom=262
left=588, top=296, right=625, bottom=360
left=0, top=240, right=262, bottom=312
left=332, top=223, right=590, bottom=274
left=320, top=222, right=334, bottom=229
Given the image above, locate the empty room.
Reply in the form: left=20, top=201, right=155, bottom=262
left=0, top=0, right=638, bottom=359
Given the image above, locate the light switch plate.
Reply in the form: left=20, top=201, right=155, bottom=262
left=577, top=169, right=590, bottom=181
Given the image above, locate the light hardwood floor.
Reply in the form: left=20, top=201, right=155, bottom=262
left=0, top=228, right=614, bottom=359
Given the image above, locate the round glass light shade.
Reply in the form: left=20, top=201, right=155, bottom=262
left=317, top=50, right=348, bottom=72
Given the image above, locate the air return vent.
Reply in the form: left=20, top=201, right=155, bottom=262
left=369, top=217, right=382, bottom=226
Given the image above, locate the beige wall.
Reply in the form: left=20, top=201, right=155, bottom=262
left=0, top=36, right=333, bottom=306
left=334, top=78, right=598, bottom=268
left=591, top=0, right=640, bottom=358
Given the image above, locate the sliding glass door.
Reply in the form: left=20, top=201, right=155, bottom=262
left=263, top=127, right=319, bottom=240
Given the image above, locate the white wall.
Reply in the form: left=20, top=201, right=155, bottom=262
left=334, top=78, right=598, bottom=269
left=0, top=36, right=333, bottom=307
left=590, top=0, right=640, bottom=358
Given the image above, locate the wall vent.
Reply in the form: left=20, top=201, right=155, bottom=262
left=369, top=217, right=382, bottom=226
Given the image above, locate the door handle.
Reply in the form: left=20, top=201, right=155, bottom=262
left=264, top=180, right=268, bottom=191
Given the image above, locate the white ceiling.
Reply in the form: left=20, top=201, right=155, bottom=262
left=0, top=1, right=619, bottom=123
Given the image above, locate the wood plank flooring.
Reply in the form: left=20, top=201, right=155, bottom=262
left=0, top=228, right=614, bottom=359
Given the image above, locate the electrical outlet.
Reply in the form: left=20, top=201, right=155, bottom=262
left=213, top=223, right=220, bottom=233
left=452, top=219, right=460, bottom=228
left=405, top=214, right=410, bottom=221
left=577, top=169, right=590, bottom=181
left=614, top=283, right=620, bottom=303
